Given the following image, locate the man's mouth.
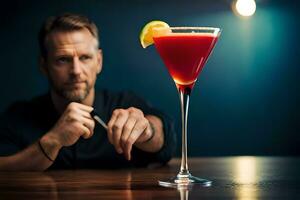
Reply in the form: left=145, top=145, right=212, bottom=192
left=66, top=81, right=86, bottom=87
left=67, top=80, right=85, bottom=84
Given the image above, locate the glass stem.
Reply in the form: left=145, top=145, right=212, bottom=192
left=178, top=87, right=191, bottom=177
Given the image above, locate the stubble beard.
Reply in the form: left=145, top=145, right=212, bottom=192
left=50, top=80, right=91, bottom=103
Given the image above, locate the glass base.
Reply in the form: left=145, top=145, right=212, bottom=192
left=158, top=174, right=212, bottom=188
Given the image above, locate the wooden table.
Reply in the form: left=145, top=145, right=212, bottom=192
left=0, top=157, right=299, bottom=199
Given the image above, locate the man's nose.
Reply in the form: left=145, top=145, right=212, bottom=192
left=71, top=57, right=83, bottom=75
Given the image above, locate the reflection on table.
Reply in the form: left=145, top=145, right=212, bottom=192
left=0, top=157, right=299, bottom=199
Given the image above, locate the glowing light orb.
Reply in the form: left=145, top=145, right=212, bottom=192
left=235, top=0, right=256, bottom=17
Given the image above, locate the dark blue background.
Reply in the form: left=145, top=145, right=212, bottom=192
left=1, top=0, right=299, bottom=156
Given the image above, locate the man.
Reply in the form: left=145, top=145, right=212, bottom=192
left=0, top=13, right=176, bottom=170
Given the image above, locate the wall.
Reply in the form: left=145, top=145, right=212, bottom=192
left=0, top=0, right=299, bottom=156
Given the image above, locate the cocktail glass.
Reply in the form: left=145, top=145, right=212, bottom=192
left=153, top=27, right=221, bottom=187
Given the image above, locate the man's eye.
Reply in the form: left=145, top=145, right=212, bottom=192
left=80, top=55, right=91, bottom=61
left=56, top=57, right=71, bottom=64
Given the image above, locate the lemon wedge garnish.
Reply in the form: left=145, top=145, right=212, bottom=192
left=140, top=21, right=170, bottom=48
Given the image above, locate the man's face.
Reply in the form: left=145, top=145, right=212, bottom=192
left=41, top=28, right=102, bottom=102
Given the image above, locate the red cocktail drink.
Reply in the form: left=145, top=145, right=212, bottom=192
left=152, top=27, right=221, bottom=187
left=154, top=33, right=218, bottom=91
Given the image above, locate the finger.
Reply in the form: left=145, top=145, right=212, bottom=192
left=124, top=119, right=148, bottom=160
left=119, top=117, right=136, bottom=154
left=67, top=104, right=93, bottom=122
left=70, top=102, right=94, bottom=113
left=75, top=108, right=94, bottom=120
left=79, top=123, right=92, bottom=139
left=80, top=116, right=95, bottom=137
left=124, top=131, right=139, bottom=161
left=107, top=110, right=119, bottom=145
left=111, top=110, right=129, bottom=153
left=77, top=104, right=94, bottom=113
left=136, top=123, right=152, bottom=143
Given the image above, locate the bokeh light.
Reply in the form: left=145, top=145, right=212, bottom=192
left=233, top=0, right=256, bottom=17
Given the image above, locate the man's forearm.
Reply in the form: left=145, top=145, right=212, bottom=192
left=134, top=115, right=164, bottom=153
left=0, top=134, right=61, bottom=171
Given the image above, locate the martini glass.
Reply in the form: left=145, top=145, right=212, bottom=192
left=153, top=27, right=221, bottom=187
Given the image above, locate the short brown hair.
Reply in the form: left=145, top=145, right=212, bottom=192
left=38, top=13, right=99, bottom=58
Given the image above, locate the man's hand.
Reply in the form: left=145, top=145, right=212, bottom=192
left=45, top=102, right=95, bottom=148
left=107, top=107, right=154, bottom=160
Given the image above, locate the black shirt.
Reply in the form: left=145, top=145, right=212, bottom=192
left=0, top=90, right=176, bottom=169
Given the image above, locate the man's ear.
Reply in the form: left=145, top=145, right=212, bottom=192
left=96, top=49, right=103, bottom=74
left=39, top=56, right=48, bottom=77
